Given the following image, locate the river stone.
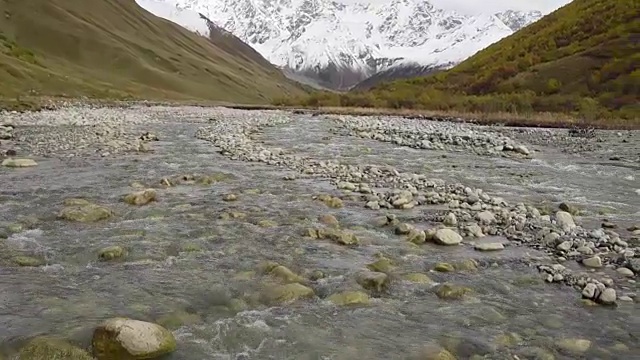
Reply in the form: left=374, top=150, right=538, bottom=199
left=412, top=343, right=457, bottom=360
left=59, top=203, right=114, bottom=223
left=443, top=213, right=457, bottom=226
left=327, top=291, right=370, bottom=306
left=337, top=181, right=356, bottom=191
left=123, top=189, right=157, bottom=206
left=476, top=211, right=496, bottom=224
left=156, top=310, right=202, bottom=330
left=262, top=283, right=315, bottom=305
left=582, top=283, right=597, bottom=299
left=407, top=229, right=427, bottom=244
left=1, top=158, right=38, bottom=167
left=19, top=337, right=93, bottom=360
left=367, top=257, right=394, bottom=273
left=583, top=256, right=603, bottom=268
left=99, top=246, right=125, bottom=261
left=555, top=338, right=592, bottom=354
left=555, top=211, right=576, bottom=231
left=269, top=265, right=305, bottom=284
left=598, top=288, right=617, bottom=305
left=435, top=263, right=455, bottom=272
left=356, top=271, right=389, bottom=292
left=467, top=223, right=484, bottom=237
left=433, top=229, right=463, bottom=245
left=474, top=242, right=504, bottom=251
left=403, top=273, right=434, bottom=284
left=257, top=219, right=278, bottom=228
left=616, top=267, right=634, bottom=277
left=435, top=283, right=472, bottom=300
left=92, top=318, right=177, bottom=360
left=559, top=202, right=579, bottom=215
left=318, top=214, right=339, bottom=227
left=13, top=256, right=45, bottom=267
left=395, top=222, right=414, bottom=235
left=557, top=240, right=572, bottom=252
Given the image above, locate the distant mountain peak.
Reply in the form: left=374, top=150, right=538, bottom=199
left=140, top=0, right=546, bottom=89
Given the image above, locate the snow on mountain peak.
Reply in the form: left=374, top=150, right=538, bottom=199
left=137, top=0, right=546, bottom=89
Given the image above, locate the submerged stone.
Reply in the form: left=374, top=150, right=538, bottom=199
left=367, top=257, right=394, bottom=273
left=123, top=189, right=157, bottom=206
left=58, top=202, right=113, bottom=223
left=19, top=337, right=93, bottom=360
left=262, top=283, right=315, bottom=305
left=156, top=310, right=202, bottom=330
left=13, top=256, right=44, bottom=267
left=403, top=273, right=434, bottom=284
left=327, top=291, right=370, bottom=306
left=356, top=271, right=390, bottom=292
left=98, top=246, right=125, bottom=261
left=435, top=283, right=472, bottom=300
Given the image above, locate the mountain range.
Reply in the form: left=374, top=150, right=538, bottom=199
left=0, top=0, right=304, bottom=107
left=138, top=0, right=545, bottom=90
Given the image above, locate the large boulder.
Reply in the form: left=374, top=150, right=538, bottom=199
left=2, top=158, right=38, bottom=168
left=58, top=201, right=114, bottom=223
left=92, top=318, right=176, bottom=360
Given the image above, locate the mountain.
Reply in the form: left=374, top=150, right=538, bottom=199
left=290, top=0, right=640, bottom=121
left=351, top=62, right=448, bottom=91
left=150, top=0, right=543, bottom=90
left=0, top=0, right=305, bottom=106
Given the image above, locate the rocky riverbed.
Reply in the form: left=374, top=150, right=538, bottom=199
left=1, top=105, right=639, bottom=359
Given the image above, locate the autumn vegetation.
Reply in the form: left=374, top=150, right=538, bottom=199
left=276, top=0, right=639, bottom=127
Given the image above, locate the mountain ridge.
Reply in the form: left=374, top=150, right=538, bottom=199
left=0, top=0, right=305, bottom=104
left=151, top=0, right=544, bottom=90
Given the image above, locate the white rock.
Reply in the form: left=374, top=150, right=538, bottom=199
left=598, top=288, right=617, bottom=305
left=581, top=283, right=597, bottom=299
left=617, top=267, right=634, bottom=278
left=92, top=318, right=176, bottom=359
left=583, top=256, right=603, bottom=268
left=1, top=158, right=38, bottom=167
left=433, top=228, right=463, bottom=245
left=443, top=212, right=457, bottom=226
left=474, top=242, right=505, bottom=251
left=555, top=211, right=576, bottom=231
left=476, top=211, right=496, bottom=224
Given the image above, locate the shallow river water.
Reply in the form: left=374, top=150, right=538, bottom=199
left=0, top=107, right=639, bottom=359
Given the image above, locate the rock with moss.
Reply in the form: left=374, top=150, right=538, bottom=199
left=435, top=283, right=472, bottom=300
left=454, top=259, right=478, bottom=271
left=18, top=336, right=93, bottom=360
left=257, top=219, right=278, bottom=228
left=403, top=273, right=435, bottom=284
left=435, top=263, right=455, bottom=272
left=407, top=229, right=427, bottom=244
left=261, top=283, right=315, bottom=305
left=156, top=310, right=202, bottom=330
left=356, top=271, right=390, bottom=293
left=2, top=158, right=38, bottom=168
left=266, top=264, right=305, bottom=284
left=98, top=246, right=125, bottom=261
left=316, top=194, right=343, bottom=208
left=14, top=256, right=45, bottom=267
left=123, top=189, right=157, bottom=206
left=327, top=291, right=370, bottom=306
left=222, top=193, right=238, bottom=202
left=410, top=342, right=457, bottom=360
left=92, top=318, right=176, bottom=360
left=59, top=202, right=113, bottom=223
left=317, top=228, right=359, bottom=245
left=367, top=257, right=394, bottom=273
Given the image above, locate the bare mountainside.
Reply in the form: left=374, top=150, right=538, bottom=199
left=0, top=0, right=305, bottom=105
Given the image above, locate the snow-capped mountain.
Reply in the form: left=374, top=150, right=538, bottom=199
left=137, top=0, right=544, bottom=90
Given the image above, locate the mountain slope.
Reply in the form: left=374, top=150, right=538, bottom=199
left=162, top=0, right=543, bottom=90
left=297, top=0, right=638, bottom=120
left=0, top=0, right=305, bottom=104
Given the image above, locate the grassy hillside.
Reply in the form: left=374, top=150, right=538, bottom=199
left=0, top=0, right=305, bottom=106
left=280, top=0, right=639, bottom=123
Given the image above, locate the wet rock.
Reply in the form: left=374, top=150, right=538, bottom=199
left=583, top=256, right=603, bottom=268
left=92, top=318, right=177, bottom=359
left=261, top=283, right=315, bottom=305
left=476, top=211, right=496, bottom=224
left=318, top=214, right=339, bottom=227
left=395, top=222, right=414, bottom=235
left=317, top=194, right=343, bottom=208
left=434, top=262, right=456, bottom=273
left=337, top=181, right=356, bottom=191
left=407, top=229, right=427, bottom=244
left=268, top=264, right=305, bottom=284
left=474, top=242, right=504, bottom=251
left=257, top=219, right=278, bottom=228
left=581, top=283, right=597, bottom=299
left=156, top=310, right=202, bottom=330
left=98, top=246, right=125, bottom=261
left=555, top=211, right=576, bottom=231
left=433, top=229, right=463, bottom=245
left=356, top=271, right=389, bottom=292
left=443, top=213, right=457, bottom=226
left=19, top=337, right=93, bottom=360
left=365, top=201, right=381, bottom=210
left=454, top=259, right=478, bottom=271
left=1, top=158, right=38, bottom=167
left=598, top=288, right=617, bottom=305
left=559, top=202, right=579, bottom=215
left=466, top=224, right=484, bottom=237
left=616, top=267, right=634, bottom=278
left=557, top=240, right=573, bottom=252
left=222, top=193, right=238, bottom=202
left=327, top=291, right=370, bottom=306
left=411, top=343, right=457, bottom=360
left=318, top=228, right=359, bottom=245
left=13, top=256, right=44, bottom=267
left=403, top=273, right=434, bottom=284
left=555, top=338, right=592, bottom=354
left=367, top=257, right=394, bottom=273
left=123, top=189, right=157, bottom=206
left=435, top=283, right=472, bottom=300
